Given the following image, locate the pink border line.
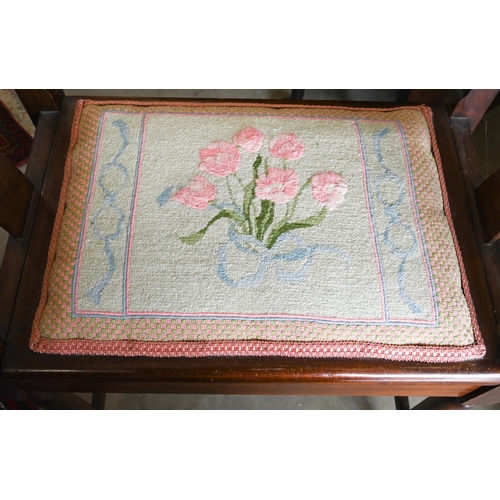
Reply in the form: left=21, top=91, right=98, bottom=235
left=124, top=114, right=148, bottom=313
left=29, top=101, right=486, bottom=361
left=74, top=112, right=109, bottom=313
left=77, top=110, right=436, bottom=325
left=120, top=112, right=389, bottom=323
left=354, top=120, right=387, bottom=322
left=393, top=121, right=438, bottom=324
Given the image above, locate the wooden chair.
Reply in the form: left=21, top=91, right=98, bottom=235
left=2, top=89, right=500, bottom=410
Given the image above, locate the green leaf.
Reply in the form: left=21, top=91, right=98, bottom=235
left=242, top=155, right=262, bottom=234
left=179, top=232, right=206, bottom=245
left=179, top=210, right=244, bottom=245
left=252, top=154, right=262, bottom=179
left=255, top=200, right=275, bottom=241
left=266, top=207, right=327, bottom=249
left=242, top=182, right=255, bottom=233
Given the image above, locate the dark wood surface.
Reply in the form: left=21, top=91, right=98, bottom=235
left=394, top=396, right=410, bottom=410
left=14, top=90, right=64, bottom=126
left=412, top=397, right=469, bottom=410
left=452, top=89, right=499, bottom=133
left=474, top=167, right=500, bottom=244
left=433, top=110, right=500, bottom=364
left=459, top=384, right=500, bottom=406
left=0, top=153, right=33, bottom=238
left=0, top=112, right=59, bottom=341
left=2, top=96, right=500, bottom=398
left=407, top=89, right=451, bottom=104
left=452, top=117, right=500, bottom=325
left=290, top=89, right=305, bottom=100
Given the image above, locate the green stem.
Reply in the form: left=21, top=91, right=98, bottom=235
left=266, top=207, right=327, bottom=249
left=226, top=176, right=238, bottom=208
left=234, top=173, right=245, bottom=190
left=255, top=200, right=275, bottom=241
left=180, top=209, right=245, bottom=245
left=275, top=177, right=312, bottom=233
left=289, top=177, right=312, bottom=219
left=243, top=155, right=263, bottom=236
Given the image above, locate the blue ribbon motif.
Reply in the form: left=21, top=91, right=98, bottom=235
left=157, top=185, right=183, bottom=207
left=86, top=119, right=129, bottom=306
left=372, top=127, right=423, bottom=314
left=217, top=226, right=350, bottom=287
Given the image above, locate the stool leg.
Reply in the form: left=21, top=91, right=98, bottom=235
left=412, top=397, right=472, bottom=410
left=394, top=396, right=410, bottom=410
left=91, top=393, right=106, bottom=410
left=291, top=89, right=305, bottom=100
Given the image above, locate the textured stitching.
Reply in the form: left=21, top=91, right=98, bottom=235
left=29, top=101, right=485, bottom=361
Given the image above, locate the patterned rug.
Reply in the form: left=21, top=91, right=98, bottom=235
left=0, top=378, right=39, bottom=409
left=0, top=395, right=39, bottom=410
left=0, top=99, right=32, bottom=167
left=29, top=100, right=485, bottom=362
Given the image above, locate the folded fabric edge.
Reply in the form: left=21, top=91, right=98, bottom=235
left=418, top=106, right=485, bottom=355
left=29, top=336, right=486, bottom=362
left=27, top=100, right=486, bottom=362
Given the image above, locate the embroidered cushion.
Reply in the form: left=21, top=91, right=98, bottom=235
left=29, top=100, right=485, bottom=362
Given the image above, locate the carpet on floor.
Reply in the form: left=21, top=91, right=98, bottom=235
left=0, top=99, right=32, bottom=167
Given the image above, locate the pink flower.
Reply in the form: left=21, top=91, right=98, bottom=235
left=311, top=172, right=347, bottom=211
left=233, top=127, right=264, bottom=152
left=255, top=167, right=300, bottom=205
left=268, top=133, right=305, bottom=161
left=171, top=175, right=217, bottom=210
left=199, top=141, right=241, bottom=177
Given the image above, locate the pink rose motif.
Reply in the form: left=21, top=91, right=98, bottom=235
left=233, top=127, right=264, bottom=153
left=312, top=172, right=347, bottom=211
left=171, top=175, right=217, bottom=210
left=255, top=167, right=300, bottom=205
left=199, top=141, right=241, bottom=177
left=268, top=133, right=305, bottom=161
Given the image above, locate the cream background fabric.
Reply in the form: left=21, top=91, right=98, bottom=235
left=76, top=111, right=439, bottom=324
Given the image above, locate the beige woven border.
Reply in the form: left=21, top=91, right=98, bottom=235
left=29, top=100, right=485, bottom=361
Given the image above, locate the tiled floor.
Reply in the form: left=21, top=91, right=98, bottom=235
left=2, top=89, right=499, bottom=409
left=91, top=393, right=421, bottom=410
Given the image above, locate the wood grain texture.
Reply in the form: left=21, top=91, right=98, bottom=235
left=452, top=89, right=499, bottom=133
left=14, top=90, right=64, bottom=126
